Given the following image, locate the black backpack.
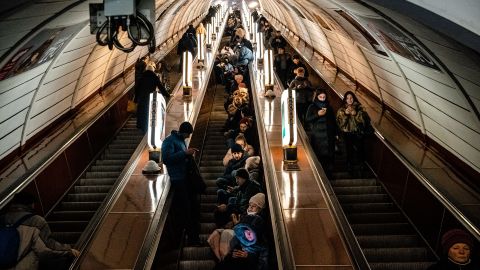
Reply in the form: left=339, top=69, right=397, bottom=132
left=0, top=214, right=35, bottom=268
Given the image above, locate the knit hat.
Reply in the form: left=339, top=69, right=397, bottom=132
left=245, top=156, right=261, bottom=171
left=231, top=143, right=244, bottom=153
left=249, top=193, right=265, bottom=209
left=441, top=229, right=474, bottom=254
left=179, top=122, right=193, bottom=134
left=235, top=168, right=249, bottom=180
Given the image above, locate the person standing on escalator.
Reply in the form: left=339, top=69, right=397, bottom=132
left=0, top=192, right=80, bottom=270
left=135, top=64, right=171, bottom=134
left=161, top=122, right=201, bottom=246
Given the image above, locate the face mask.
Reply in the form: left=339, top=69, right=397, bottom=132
left=247, top=211, right=257, bottom=216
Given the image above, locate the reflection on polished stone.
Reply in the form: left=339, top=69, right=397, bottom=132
left=79, top=213, right=152, bottom=270
left=276, top=171, right=327, bottom=209
left=284, top=209, right=351, bottom=266
left=112, top=174, right=168, bottom=213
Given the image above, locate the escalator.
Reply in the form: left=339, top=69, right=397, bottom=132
left=176, top=81, right=228, bottom=269
left=46, top=117, right=144, bottom=245
left=329, top=144, right=436, bottom=269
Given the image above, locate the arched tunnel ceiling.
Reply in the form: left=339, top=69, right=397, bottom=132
left=0, top=0, right=479, bottom=173
left=255, top=0, right=480, bottom=172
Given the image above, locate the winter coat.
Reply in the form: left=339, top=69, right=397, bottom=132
left=288, top=62, right=309, bottom=81
left=135, top=70, right=169, bottom=102
left=232, top=180, right=262, bottom=214
left=161, top=130, right=189, bottom=184
left=336, top=102, right=368, bottom=134
left=235, top=45, right=254, bottom=66
left=177, top=33, right=196, bottom=55
left=288, top=76, right=313, bottom=104
left=1, top=209, right=72, bottom=270
left=224, top=153, right=250, bottom=178
left=270, top=35, right=287, bottom=50
left=427, top=258, right=480, bottom=270
left=223, top=145, right=255, bottom=167
left=305, top=100, right=336, bottom=157
left=274, top=53, right=292, bottom=72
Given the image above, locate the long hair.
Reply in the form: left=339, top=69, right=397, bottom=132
left=342, top=91, right=359, bottom=104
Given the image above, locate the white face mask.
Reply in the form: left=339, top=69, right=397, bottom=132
left=247, top=211, right=257, bottom=216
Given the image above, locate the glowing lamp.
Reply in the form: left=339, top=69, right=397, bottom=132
left=182, top=51, right=193, bottom=97
left=212, top=17, right=217, bottom=40
left=264, top=49, right=274, bottom=95
left=281, top=88, right=300, bottom=170
left=206, top=23, right=212, bottom=49
left=197, top=33, right=205, bottom=67
left=146, top=91, right=166, bottom=164
left=256, top=32, right=264, bottom=64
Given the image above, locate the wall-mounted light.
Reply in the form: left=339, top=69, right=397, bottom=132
left=146, top=91, right=166, bottom=166
left=263, top=49, right=275, bottom=97
left=256, top=32, right=264, bottom=65
left=281, top=88, right=299, bottom=170
left=212, top=17, right=217, bottom=40
left=251, top=16, right=257, bottom=43
left=197, top=33, right=205, bottom=68
left=182, top=51, right=193, bottom=97
left=206, top=23, right=212, bottom=49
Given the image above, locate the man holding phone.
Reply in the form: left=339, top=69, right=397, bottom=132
left=162, top=122, right=201, bottom=245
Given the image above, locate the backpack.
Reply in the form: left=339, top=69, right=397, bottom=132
left=0, top=214, right=35, bottom=268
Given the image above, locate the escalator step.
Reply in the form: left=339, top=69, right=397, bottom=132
left=102, top=153, right=132, bottom=160
left=201, top=203, right=217, bottom=212
left=200, top=167, right=224, bottom=174
left=48, top=211, right=96, bottom=221
left=351, top=223, right=413, bottom=235
left=347, top=212, right=404, bottom=224
left=48, top=220, right=89, bottom=232
left=90, top=165, right=124, bottom=172
left=59, top=201, right=102, bottom=211
left=342, top=202, right=396, bottom=213
left=357, top=235, right=424, bottom=248
left=74, top=185, right=112, bottom=193
left=330, top=178, right=377, bottom=187
left=181, top=247, right=214, bottom=260
left=200, top=160, right=224, bottom=167
left=201, top=154, right=226, bottom=161
left=50, top=231, right=82, bottom=244
left=363, top=247, right=433, bottom=262
left=178, top=260, right=216, bottom=270
left=201, top=195, right=217, bottom=204
left=336, top=194, right=389, bottom=204
left=95, top=159, right=127, bottom=165
left=66, top=193, right=107, bottom=202
left=333, top=186, right=383, bottom=195
left=370, top=261, right=435, bottom=270
left=200, top=223, right=216, bottom=234
left=106, top=148, right=136, bottom=154
left=78, top=178, right=117, bottom=186
left=200, top=212, right=214, bottom=223
left=85, top=171, right=120, bottom=178
left=204, top=187, right=218, bottom=194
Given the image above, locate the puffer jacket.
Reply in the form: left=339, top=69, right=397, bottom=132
left=1, top=209, right=72, bottom=270
left=336, top=102, right=367, bottom=133
left=161, top=130, right=188, bottom=184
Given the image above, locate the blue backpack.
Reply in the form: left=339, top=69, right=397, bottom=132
left=0, top=214, right=35, bottom=268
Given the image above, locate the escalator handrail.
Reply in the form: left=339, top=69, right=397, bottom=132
left=248, top=66, right=296, bottom=270
left=294, top=111, right=371, bottom=270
